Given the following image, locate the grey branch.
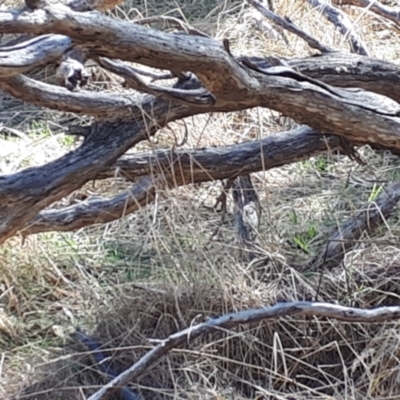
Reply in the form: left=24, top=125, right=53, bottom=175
left=332, top=0, right=400, bottom=30
left=0, top=4, right=253, bottom=97
left=0, top=74, right=147, bottom=119
left=247, top=0, right=333, bottom=53
left=0, top=34, right=72, bottom=77
left=87, top=301, right=400, bottom=400
left=306, top=181, right=400, bottom=271
left=306, top=0, right=370, bottom=55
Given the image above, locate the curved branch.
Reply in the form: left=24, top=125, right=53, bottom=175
left=288, top=52, right=400, bottom=104
left=306, top=0, right=370, bottom=55
left=0, top=34, right=72, bottom=77
left=0, top=74, right=150, bottom=119
left=22, top=126, right=341, bottom=235
left=1, top=52, right=400, bottom=116
left=88, top=301, right=400, bottom=400
left=332, top=0, right=400, bottom=29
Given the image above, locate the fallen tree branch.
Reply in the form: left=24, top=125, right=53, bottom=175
left=332, top=0, right=400, bottom=29
left=248, top=0, right=333, bottom=53
left=306, top=181, right=400, bottom=271
left=306, top=0, right=370, bottom=55
left=96, top=126, right=341, bottom=182
left=0, top=4, right=253, bottom=96
left=23, top=175, right=162, bottom=236
left=0, top=34, right=72, bottom=77
left=21, top=126, right=341, bottom=236
left=2, top=52, right=400, bottom=116
left=0, top=77, right=398, bottom=244
left=0, top=74, right=149, bottom=119
left=2, top=3, right=400, bottom=243
left=87, top=301, right=400, bottom=400
left=287, top=52, right=400, bottom=103
left=2, top=57, right=400, bottom=146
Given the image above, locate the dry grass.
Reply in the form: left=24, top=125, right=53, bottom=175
left=2, top=0, right=400, bottom=399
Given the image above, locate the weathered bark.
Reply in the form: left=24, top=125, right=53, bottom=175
left=0, top=97, right=193, bottom=243
left=22, top=127, right=341, bottom=236
left=4, top=52, right=400, bottom=117
left=288, top=53, right=400, bottom=104
left=0, top=34, right=72, bottom=77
